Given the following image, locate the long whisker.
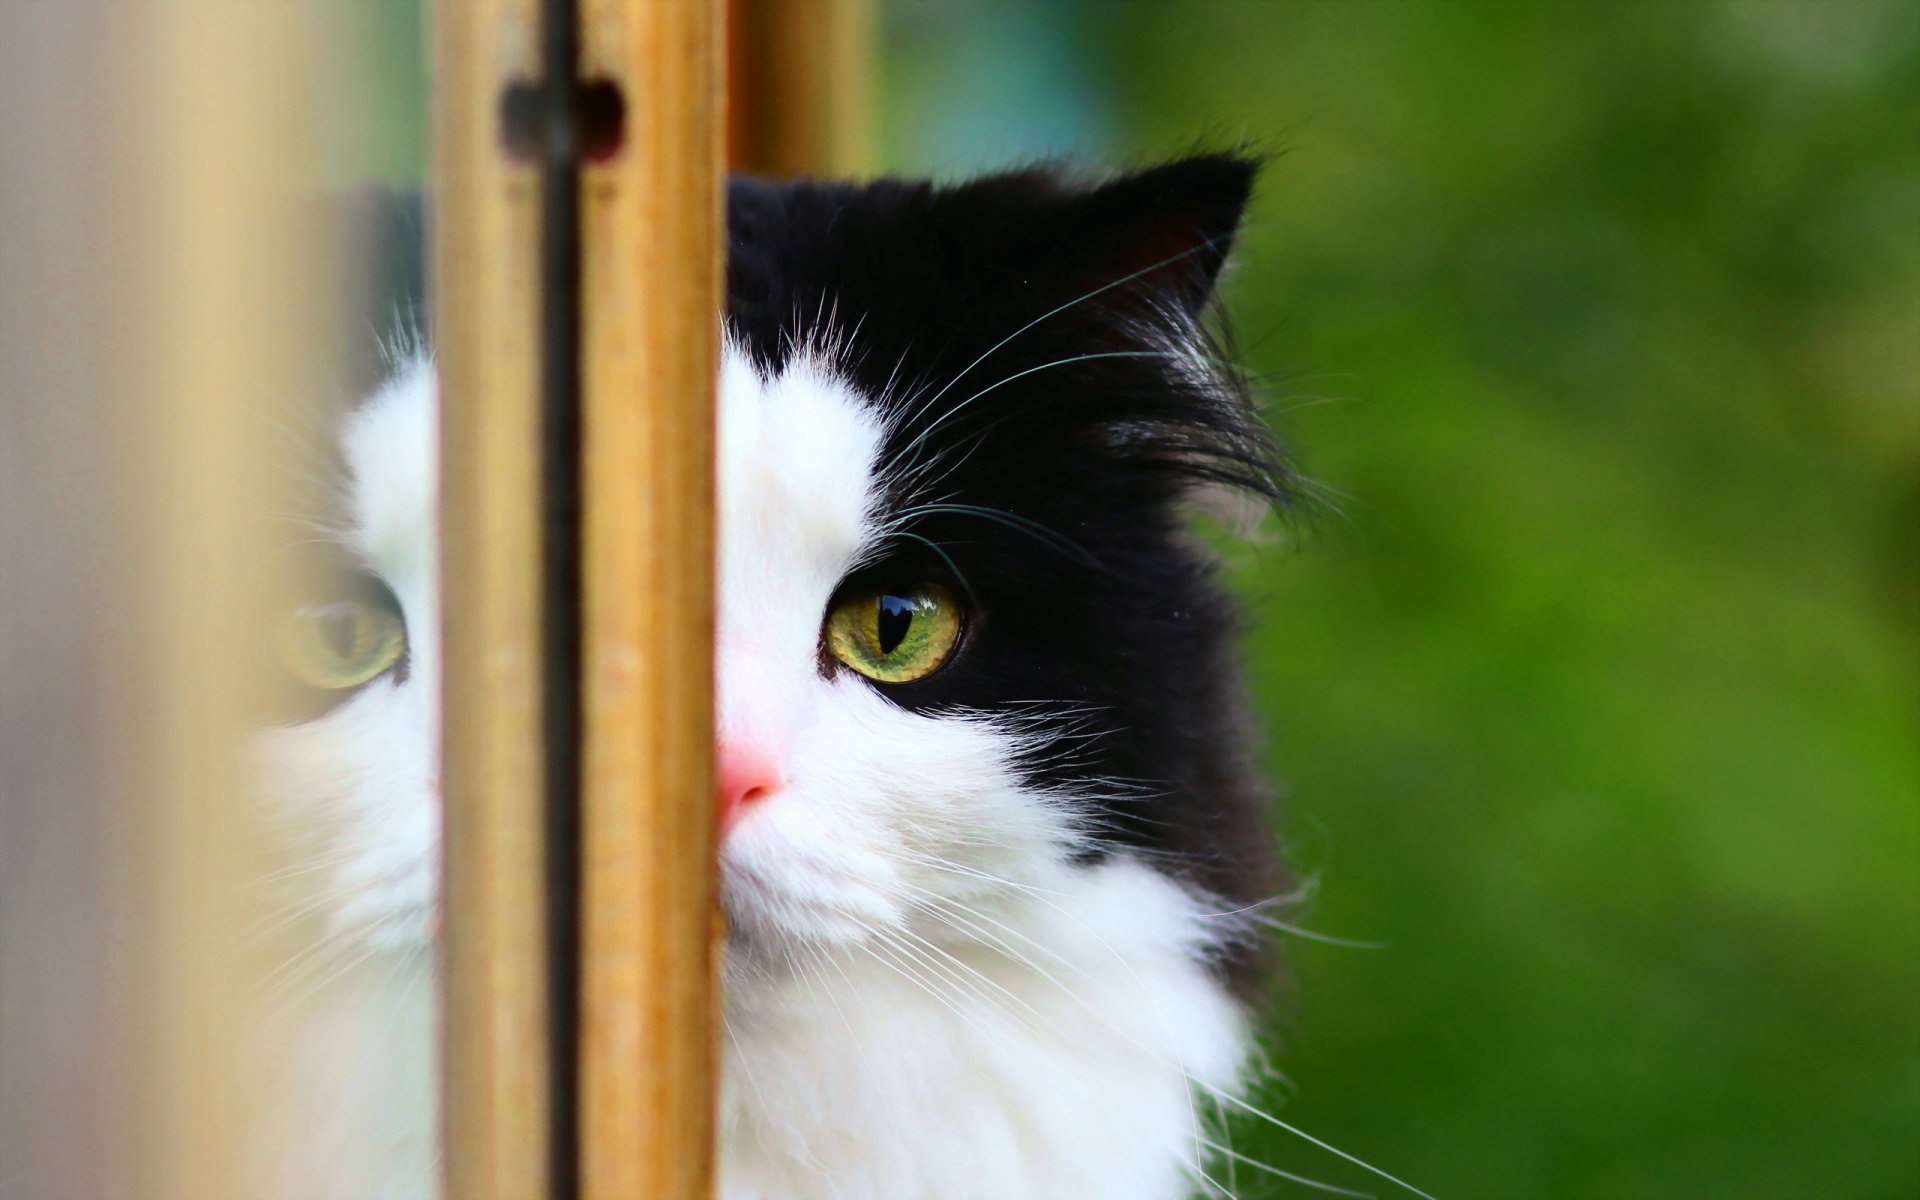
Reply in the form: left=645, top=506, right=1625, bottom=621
left=874, top=530, right=977, bottom=606
left=864, top=917, right=1256, bottom=1197
left=885, top=874, right=1233, bottom=1191
left=1203, top=1086, right=1436, bottom=1200
left=897, top=348, right=1174, bottom=464
left=798, top=943, right=884, bottom=1107
left=1199, top=1135, right=1374, bottom=1199
left=900, top=863, right=1433, bottom=1198
left=1190, top=898, right=1389, bottom=950
left=902, top=237, right=1227, bottom=434
left=268, top=938, right=383, bottom=1014
left=893, top=502, right=1105, bottom=569
left=918, top=893, right=1389, bottom=1196
left=254, top=917, right=364, bottom=996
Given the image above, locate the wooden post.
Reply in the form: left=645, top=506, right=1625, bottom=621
left=577, top=2, right=725, bottom=1197
left=728, top=0, right=874, bottom=177
left=440, top=0, right=724, bottom=1196
left=436, top=0, right=552, bottom=1197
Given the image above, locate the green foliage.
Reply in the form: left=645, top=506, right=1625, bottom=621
left=887, top=3, right=1919, bottom=1197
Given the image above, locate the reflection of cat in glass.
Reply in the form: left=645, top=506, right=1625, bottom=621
left=258, top=157, right=1299, bottom=1199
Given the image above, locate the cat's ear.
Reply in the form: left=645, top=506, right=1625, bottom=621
left=1045, top=153, right=1260, bottom=318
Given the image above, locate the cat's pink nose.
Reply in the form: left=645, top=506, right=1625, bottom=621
left=716, top=744, right=781, bottom=832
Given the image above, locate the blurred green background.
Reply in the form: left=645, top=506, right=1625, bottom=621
left=361, top=1, right=1918, bottom=1196
left=887, top=4, right=1919, bottom=1197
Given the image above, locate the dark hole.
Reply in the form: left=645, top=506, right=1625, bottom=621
left=576, top=79, right=626, bottom=163
left=497, top=78, right=625, bottom=165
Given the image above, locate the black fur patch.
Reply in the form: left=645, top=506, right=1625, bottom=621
left=726, top=157, right=1288, bottom=997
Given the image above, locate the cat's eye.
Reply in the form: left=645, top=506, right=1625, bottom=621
left=271, top=573, right=407, bottom=694
left=825, top=581, right=963, bottom=684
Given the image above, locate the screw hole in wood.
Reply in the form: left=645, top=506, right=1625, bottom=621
left=499, top=77, right=626, bottom=165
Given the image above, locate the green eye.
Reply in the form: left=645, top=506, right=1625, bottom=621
left=825, top=582, right=963, bottom=684
left=272, top=585, right=407, bottom=692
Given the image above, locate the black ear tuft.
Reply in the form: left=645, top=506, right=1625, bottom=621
left=1057, top=153, right=1260, bottom=317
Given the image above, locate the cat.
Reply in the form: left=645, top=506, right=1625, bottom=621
left=254, top=154, right=1293, bottom=1200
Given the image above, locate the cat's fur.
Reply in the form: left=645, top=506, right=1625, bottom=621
left=257, top=156, right=1287, bottom=1200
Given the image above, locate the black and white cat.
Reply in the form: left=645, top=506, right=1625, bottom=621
left=257, top=155, right=1295, bottom=1200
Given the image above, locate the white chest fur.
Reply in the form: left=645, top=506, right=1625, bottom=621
left=719, top=858, right=1250, bottom=1200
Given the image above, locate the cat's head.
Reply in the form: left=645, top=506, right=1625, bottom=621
left=256, top=156, right=1284, bottom=990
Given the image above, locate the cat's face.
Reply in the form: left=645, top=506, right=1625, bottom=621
left=256, top=158, right=1282, bottom=989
